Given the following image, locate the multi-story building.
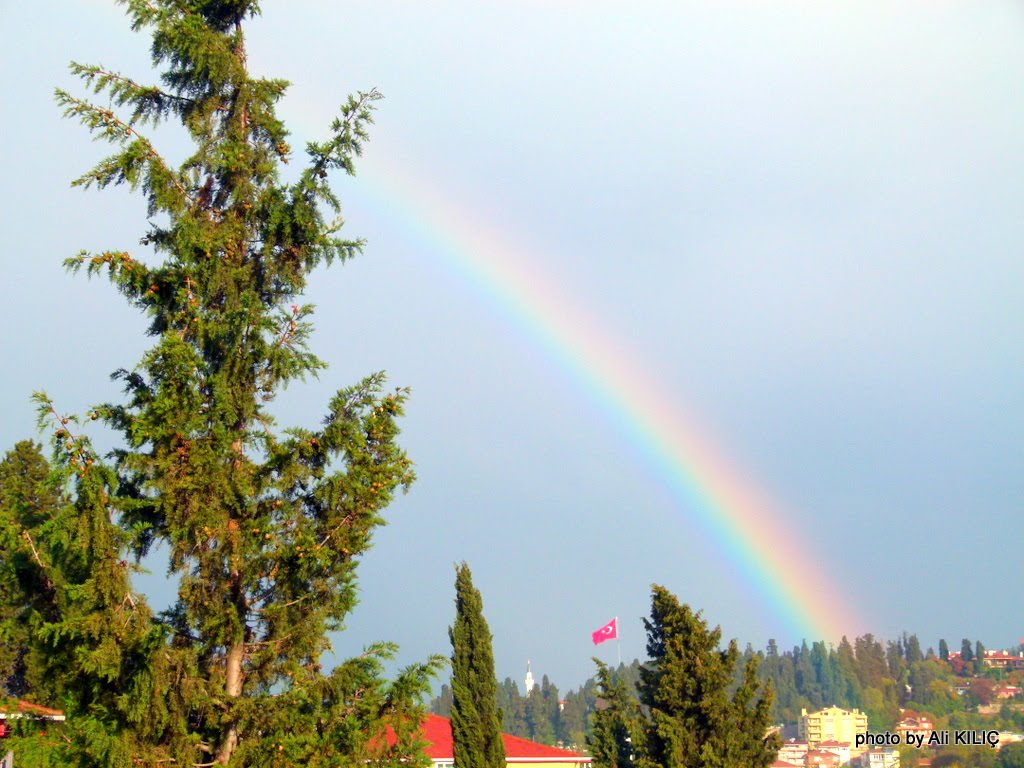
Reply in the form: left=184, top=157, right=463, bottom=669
left=981, top=651, right=1024, bottom=671
left=799, top=707, right=867, bottom=748
left=777, top=739, right=809, bottom=765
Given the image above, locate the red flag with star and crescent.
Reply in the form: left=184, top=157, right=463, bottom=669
left=591, top=617, right=618, bottom=645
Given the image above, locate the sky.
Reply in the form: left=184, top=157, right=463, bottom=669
left=1, top=0, right=1022, bottom=693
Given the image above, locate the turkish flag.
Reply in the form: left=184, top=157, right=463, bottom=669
left=591, top=617, right=618, bottom=645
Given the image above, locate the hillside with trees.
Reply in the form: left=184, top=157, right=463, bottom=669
left=432, top=633, right=1024, bottom=753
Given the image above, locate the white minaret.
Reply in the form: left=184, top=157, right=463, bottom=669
left=524, top=660, right=535, bottom=694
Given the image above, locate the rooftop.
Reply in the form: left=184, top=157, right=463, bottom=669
left=420, top=715, right=591, bottom=763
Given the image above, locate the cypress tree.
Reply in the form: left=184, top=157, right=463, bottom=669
left=636, top=585, right=780, bottom=768
left=449, top=563, right=505, bottom=768
left=0, top=2, right=442, bottom=765
left=905, top=634, right=924, bottom=664
left=961, top=639, right=975, bottom=663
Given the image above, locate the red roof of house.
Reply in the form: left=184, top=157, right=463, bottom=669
left=421, top=715, right=590, bottom=763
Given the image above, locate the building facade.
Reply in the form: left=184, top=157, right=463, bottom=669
left=861, top=748, right=899, bottom=768
left=799, top=707, right=867, bottom=748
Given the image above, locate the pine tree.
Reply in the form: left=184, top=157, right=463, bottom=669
left=0, top=405, right=168, bottom=767
left=0, top=2, right=442, bottom=765
left=0, top=441, right=66, bottom=700
left=589, top=660, right=640, bottom=768
left=635, top=585, right=780, bottom=768
left=449, top=563, right=505, bottom=768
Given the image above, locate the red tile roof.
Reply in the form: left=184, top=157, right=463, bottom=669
left=421, top=715, right=590, bottom=763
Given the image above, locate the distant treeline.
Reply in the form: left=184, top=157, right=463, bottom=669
left=432, top=662, right=643, bottom=750
left=749, top=634, right=1000, bottom=728
left=430, top=635, right=1024, bottom=748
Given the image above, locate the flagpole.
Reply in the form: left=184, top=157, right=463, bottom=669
left=616, top=617, right=621, bottom=667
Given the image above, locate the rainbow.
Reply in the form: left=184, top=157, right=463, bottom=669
left=340, top=143, right=859, bottom=644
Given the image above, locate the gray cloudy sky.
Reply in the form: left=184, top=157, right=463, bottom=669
left=1, top=1, right=1022, bottom=691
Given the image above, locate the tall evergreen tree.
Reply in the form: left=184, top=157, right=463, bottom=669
left=905, top=634, right=924, bottom=664
left=449, top=563, right=505, bottom=768
left=809, top=642, right=836, bottom=705
left=794, top=641, right=820, bottom=710
left=961, top=639, right=975, bottom=662
left=589, top=660, right=640, bottom=768
left=974, top=641, right=986, bottom=675
left=835, top=636, right=862, bottom=706
left=0, top=2, right=442, bottom=765
left=854, top=634, right=888, bottom=690
left=635, top=585, right=779, bottom=768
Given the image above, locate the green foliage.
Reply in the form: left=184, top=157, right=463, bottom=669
left=906, top=634, right=925, bottom=664
left=635, top=585, right=779, bottom=768
left=963, top=640, right=976, bottom=663
left=0, top=401, right=169, bottom=767
left=748, top=632, right=987, bottom=729
left=438, top=660, right=643, bottom=748
left=0, top=441, right=66, bottom=700
left=524, top=676, right=559, bottom=746
left=449, top=563, right=505, bottom=768
left=932, top=744, right=998, bottom=768
left=975, top=642, right=988, bottom=676
left=434, top=684, right=454, bottom=718
left=558, top=689, right=589, bottom=750
left=588, top=660, right=640, bottom=768
left=997, top=742, right=1024, bottom=768
left=0, top=1, right=443, bottom=764
left=495, top=677, right=526, bottom=737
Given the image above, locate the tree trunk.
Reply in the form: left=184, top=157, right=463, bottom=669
left=215, top=639, right=244, bottom=765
